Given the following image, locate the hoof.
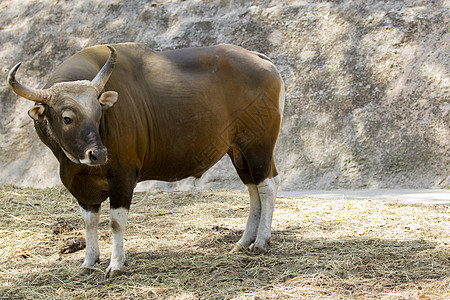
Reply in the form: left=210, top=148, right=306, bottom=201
left=250, top=245, right=268, bottom=254
left=105, top=267, right=125, bottom=279
left=79, top=266, right=96, bottom=275
left=230, top=242, right=246, bottom=254
left=250, top=240, right=270, bottom=254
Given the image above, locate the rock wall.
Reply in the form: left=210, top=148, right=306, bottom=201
left=0, top=0, right=448, bottom=190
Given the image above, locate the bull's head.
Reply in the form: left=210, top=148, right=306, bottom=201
left=8, top=46, right=118, bottom=166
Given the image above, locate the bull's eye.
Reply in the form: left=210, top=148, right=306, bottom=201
left=63, top=117, right=73, bottom=125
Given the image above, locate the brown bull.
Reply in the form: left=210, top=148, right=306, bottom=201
left=8, top=43, right=285, bottom=278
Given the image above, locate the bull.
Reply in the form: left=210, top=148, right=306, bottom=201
left=8, top=43, right=285, bottom=278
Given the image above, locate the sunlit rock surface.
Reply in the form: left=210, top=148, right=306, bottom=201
left=0, top=0, right=448, bottom=189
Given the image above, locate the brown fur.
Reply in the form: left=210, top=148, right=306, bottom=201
left=31, top=43, right=283, bottom=210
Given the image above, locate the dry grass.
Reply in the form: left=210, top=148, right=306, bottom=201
left=0, top=184, right=448, bottom=299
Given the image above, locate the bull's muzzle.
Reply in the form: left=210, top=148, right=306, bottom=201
left=82, top=147, right=108, bottom=166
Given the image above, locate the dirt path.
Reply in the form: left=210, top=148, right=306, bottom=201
left=281, top=189, right=450, bottom=205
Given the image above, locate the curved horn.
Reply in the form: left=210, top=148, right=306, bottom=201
left=91, top=45, right=117, bottom=94
left=8, top=62, right=51, bottom=103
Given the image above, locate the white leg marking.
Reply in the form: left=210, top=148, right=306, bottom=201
left=106, top=207, right=128, bottom=278
left=253, top=175, right=280, bottom=251
left=233, top=184, right=261, bottom=251
left=80, top=206, right=100, bottom=268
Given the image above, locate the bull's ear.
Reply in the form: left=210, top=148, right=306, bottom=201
left=28, top=105, right=45, bottom=120
left=98, top=91, right=118, bottom=110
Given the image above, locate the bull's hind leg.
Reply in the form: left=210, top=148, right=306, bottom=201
left=252, top=174, right=280, bottom=251
left=232, top=184, right=261, bottom=251
left=229, top=149, right=280, bottom=253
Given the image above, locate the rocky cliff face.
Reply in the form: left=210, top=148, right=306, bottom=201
left=0, top=0, right=448, bottom=190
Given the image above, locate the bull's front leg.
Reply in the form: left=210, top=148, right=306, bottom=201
left=104, top=174, right=134, bottom=278
left=105, top=207, right=129, bottom=278
left=79, top=203, right=101, bottom=273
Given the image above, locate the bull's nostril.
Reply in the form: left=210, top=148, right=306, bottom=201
left=84, top=148, right=107, bottom=165
left=89, top=151, right=98, bottom=163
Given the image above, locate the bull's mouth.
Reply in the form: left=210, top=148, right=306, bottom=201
left=61, top=146, right=108, bottom=166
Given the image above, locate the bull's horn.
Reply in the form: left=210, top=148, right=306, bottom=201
left=8, top=62, right=51, bottom=103
left=91, top=45, right=117, bottom=94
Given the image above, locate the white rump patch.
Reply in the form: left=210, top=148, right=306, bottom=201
left=278, top=79, right=286, bottom=120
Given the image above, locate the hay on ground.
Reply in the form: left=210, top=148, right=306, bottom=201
left=0, top=185, right=448, bottom=299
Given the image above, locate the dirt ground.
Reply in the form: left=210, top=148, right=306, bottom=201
left=0, top=185, right=448, bottom=299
